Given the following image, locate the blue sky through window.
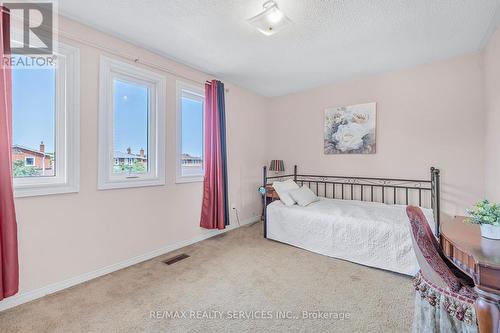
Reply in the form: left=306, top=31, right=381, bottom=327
left=12, top=69, right=204, bottom=165
left=12, top=64, right=56, bottom=153
left=113, top=79, right=149, bottom=157
left=181, top=97, right=203, bottom=158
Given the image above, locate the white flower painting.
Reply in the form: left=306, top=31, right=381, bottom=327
left=324, top=102, right=376, bottom=154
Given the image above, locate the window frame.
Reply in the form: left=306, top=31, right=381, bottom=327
left=13, top=42, right=80, bottom=198
left=98, top=56, right=166, bottom=190
left=176, top=81, right=205, bottom=184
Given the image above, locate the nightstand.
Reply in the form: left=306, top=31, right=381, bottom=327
left=261, top=185, right=279, bottom=221
left=265, top=185, right=279, bottom=203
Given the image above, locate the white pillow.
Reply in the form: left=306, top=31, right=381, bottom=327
left=272, top=179, right=299, bottom=206
left=289, top=186, right=319, bottom=207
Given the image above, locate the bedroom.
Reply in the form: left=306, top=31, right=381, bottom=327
left=0, top=1, right=499, bottom=332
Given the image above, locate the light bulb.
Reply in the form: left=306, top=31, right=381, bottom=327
left=267, top=9, right=283, bottom=24
left=247, top=0, right=291, bottom=36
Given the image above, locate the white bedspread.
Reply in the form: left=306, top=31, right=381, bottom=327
left=267, top=198, right=435, bottom=276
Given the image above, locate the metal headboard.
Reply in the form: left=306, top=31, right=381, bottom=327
left=263, top=165, right=441, bottom=239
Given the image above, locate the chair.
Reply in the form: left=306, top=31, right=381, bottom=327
left=406, top=206, right=479, bottom=333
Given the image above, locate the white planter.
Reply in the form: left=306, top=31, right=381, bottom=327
left=480, top=237, right=500, bottom=257
left=480, top=224, right=500, bottom=240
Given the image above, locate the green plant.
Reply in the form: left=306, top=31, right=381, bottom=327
left=12, top=160, right=39, bottom=177
left=131, top=160, right=146, bottom=173
left=465, top=200, right=500, bottom=226
left=113, top=160, right=146, bottom=174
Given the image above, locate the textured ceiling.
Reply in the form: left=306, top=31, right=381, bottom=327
left=60, top=0, right=500, bottom=96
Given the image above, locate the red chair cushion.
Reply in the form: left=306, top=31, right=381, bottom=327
left=406, top=206, right=463, bottom=292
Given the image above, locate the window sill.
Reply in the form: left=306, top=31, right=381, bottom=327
left=98, top=176, right=166, bottom=190
left=14, top=183, right=79, bottom=198
left=176, top=176, right=204, bottom=184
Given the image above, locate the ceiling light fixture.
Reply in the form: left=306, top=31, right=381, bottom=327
left=247, top=0, right=291, bottom=36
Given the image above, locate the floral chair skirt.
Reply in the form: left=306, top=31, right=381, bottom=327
left=413, top=271, right=478, bottom=333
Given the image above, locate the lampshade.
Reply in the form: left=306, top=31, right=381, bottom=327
left=269, top=160, right=285, bottom=172
left=247, top=1, right=291, bottom=36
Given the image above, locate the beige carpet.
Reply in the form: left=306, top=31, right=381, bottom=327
left=0, top=222, right=415, bottom=332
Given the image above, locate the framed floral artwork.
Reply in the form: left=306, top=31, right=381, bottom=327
left=324, top=102, right=376, bottom=154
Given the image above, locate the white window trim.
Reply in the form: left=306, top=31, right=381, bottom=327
left=14, top=43, right=80, bottom=198
left=176, top=81, right=205, bottom=184
left=98, top=56, right=166, bottom=190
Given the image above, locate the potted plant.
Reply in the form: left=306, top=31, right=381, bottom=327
left=466, top=200, right=500, bottom=240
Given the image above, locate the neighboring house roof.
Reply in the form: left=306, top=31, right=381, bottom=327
left=12, top=145, right=51, bottom=157
left=181, top=153, right=202, bottom=160
left=114, top=151, right=147, bottom=160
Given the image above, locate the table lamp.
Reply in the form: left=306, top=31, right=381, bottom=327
left=269, top=160, right=285, bottom=175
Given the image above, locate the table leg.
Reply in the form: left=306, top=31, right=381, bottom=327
left=475, top=287, right=500, bottom=333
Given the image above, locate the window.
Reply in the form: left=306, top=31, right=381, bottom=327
left=98, top=56, right=166, bottom=189
left=24, top=157, right=35, bottom=166
left=12, top=43, right=80, bottom=197
left=176, top=82, right=204, bottom=183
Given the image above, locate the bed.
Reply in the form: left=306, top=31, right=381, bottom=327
left=262, top=166, right=441, bottom=276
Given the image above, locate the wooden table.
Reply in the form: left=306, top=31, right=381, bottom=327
left=441, top=216, right=500, bottom=333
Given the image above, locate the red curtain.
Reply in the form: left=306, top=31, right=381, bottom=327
left=200, top=80, right=229, bottom=230
left=0, top=6, right=19, bottom=300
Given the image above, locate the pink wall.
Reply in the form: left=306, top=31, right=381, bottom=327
left=483, top=26, right=500, bottom=202
left=5, top=17, right=269, bottom=300
left=4, top=14, right=498, bottom=310
left=267, top=54, right=486, bottom=218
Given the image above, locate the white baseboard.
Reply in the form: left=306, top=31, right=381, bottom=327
left=0, top=216, right=260, bottom=312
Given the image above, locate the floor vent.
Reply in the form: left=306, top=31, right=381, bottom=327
left=163, top=253, right=190, bottom=265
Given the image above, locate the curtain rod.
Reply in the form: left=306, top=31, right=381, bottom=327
left=57, top=30, right=214, bottom=86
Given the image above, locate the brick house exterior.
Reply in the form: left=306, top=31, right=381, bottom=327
left=12, top=142, right=53, bottom=176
